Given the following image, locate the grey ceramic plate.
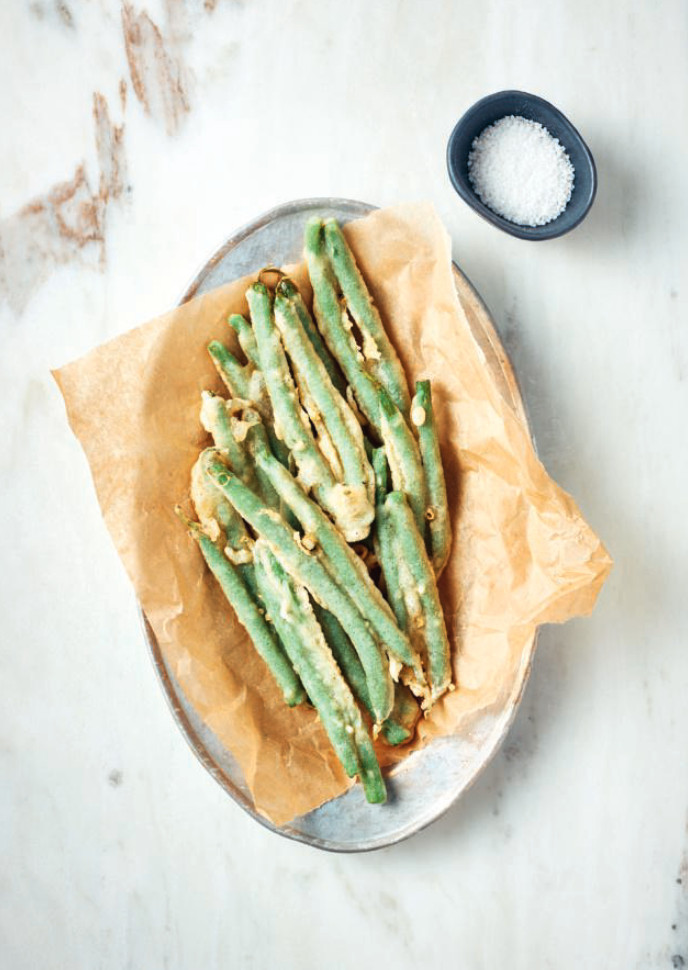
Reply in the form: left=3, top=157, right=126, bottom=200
left=140, top=198, right=537, bottom=852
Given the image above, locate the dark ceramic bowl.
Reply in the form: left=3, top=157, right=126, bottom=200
left=446, top=90, right=597, bottom=240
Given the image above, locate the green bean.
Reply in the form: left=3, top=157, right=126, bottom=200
left=273, top=282, right=374, bottom=540
left=312, top=603, right=372, bottom=713
left=304, top=218, right=382, bottom=428
left=322, top=218, right=410, bottom=415
left=276, top=277, right=347, bottom=395
left=314, top=551, right=420, bottom=753
left=176, top=510, right=305, bottom=708
left=315, top=601, right=420, bottom=745
left=380, top=685, right=421, bottom=746
left=201, top=391, right=283, bottom=512
left=253, top=541, right=386, bottom=804
left=205, top=331, right=266, bottom=408
left=372, top=449, right=407, bottom=629
left=247, top=282, right=352, bottom=517
left=207, top=340, right=252, bottom=399
left=207, top=338, right=278, bottom=456
left=371, top=448, right=424, bottom=733
left=204, top=452, right=394, bottom=722
left=378, top=387, right=428, bottom=539
left=305, top=221, right=428, bottom=538
left=228, top=313, right=260, bottom=368
left=384, top=491, right=452, bottom=706
left=246, top=426, right=422, bottom=679
left=190, top=448, right=262, bottom=604
left=191, top=448, right=253, bottom=558
left=411, top=380, right=452, bottom=575
left=200, top=391, right=253, bottom=483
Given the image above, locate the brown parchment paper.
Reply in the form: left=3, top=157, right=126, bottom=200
left=54, top=203, right=612, bottom=826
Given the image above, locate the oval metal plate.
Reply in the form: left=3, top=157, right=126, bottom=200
left=141, top=198, right=537, bottom=852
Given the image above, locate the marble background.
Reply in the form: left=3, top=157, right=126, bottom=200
left=2, top=1, right=687, bottom=967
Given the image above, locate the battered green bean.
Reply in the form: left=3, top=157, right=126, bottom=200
left=227, top=313, right=260, bottom=368
left=380, top=685, right=422, bottom=746
left=276, top=278, right=347, bottom=395
left=248, top=281, right=368, bottom=538
left=305, top=221, right=428, bottom=539
left=371, top=448, right=424, bottom=738
left=204, top=451, right=394, bottom=722
left=312, top=603, right=372, bottom=715
left=322, top=217, right=410, bottom=415
left=176, top=510, right=305, bottom=708
left=201, top=393, right=282, bottom=509
left=372, top=448, right=407, bottom=629
left=378, top=387, right=428, bottom=539
left=207, top=336, right=284, bottom=467
left=304, top=218, right=382, bottom=428
left=200, top=391, right=253, bottom=483
left=274, top=278, right=375, bottom=536
left=253, top=541, right=386, bottom=804
left=411, top=380, right=452, bottom=576
left=384, top=491, right=452, bottom=706
left=247, top=281, right=331, bottom=481
left=207, top=340, right=253, bottom=400
left=191, top=448, right=253, bottom=560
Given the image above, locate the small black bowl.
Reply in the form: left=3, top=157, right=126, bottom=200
left=446, top=90, right=597, bottom=240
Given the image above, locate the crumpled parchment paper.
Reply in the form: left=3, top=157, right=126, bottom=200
left=54, top=202, right=612, bottom=825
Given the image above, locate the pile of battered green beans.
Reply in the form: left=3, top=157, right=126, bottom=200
left=177, top=217, right=453, bottom=805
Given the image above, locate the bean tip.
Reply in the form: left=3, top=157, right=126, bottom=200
left=275, top=277, right=297, bottom=300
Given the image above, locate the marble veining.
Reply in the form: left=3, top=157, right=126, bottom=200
left=121, top=2, right=191, bottom=135
left=2, top=0, right=688, bottom=968
left=0, top=91, right=126, bottom=314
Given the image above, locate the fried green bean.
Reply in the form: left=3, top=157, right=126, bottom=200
left=312, top=603, right=372, bottom=713
left=208, top=340, right=254, bottom=400
left=191, top=448, right=253, bottom=560
left=247, top=281, right=331, bottom=482
left=201, top=392, right=282, bottom=510
left=276, top=278, right=347, bottom=395
left=227, top=313, right=260, bottom=368
left=322, top=218, right=410, bottom=415
left=384, top=491, right=452, bottom=706
left=176, top=510, right=305, bottom=708
left=378, top=387, right=428, bottom=538
left=200, top=391, right=253, bottom=482
left=380, top=685, right=422, bottom=746
left=371, top=448, right=423, bottom=738
left=248, top=281, right=368, bottom=537
left=204, top=451, right=394, bottom=722
left=207, top=335, right=291, bottom=469
left=253, top=541, right=386, bottom=804
left=313, top=602, right=419, bottom=745
left=305, top=220, right=428, bottom=538
left=305, top=218, right=382, bottom=427
left=274, top=278, right=375, bottom=538
left=372, top=449, right=407, bottom=629
left=245, top=423, right=422, bottom=680
left=411, top=380, right=452, bottom=576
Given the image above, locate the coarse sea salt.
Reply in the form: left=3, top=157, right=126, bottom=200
left=467, top=115, right=575, bottom=227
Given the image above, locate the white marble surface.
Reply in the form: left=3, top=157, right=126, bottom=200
left=2, top=1, right=688, bottom=967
